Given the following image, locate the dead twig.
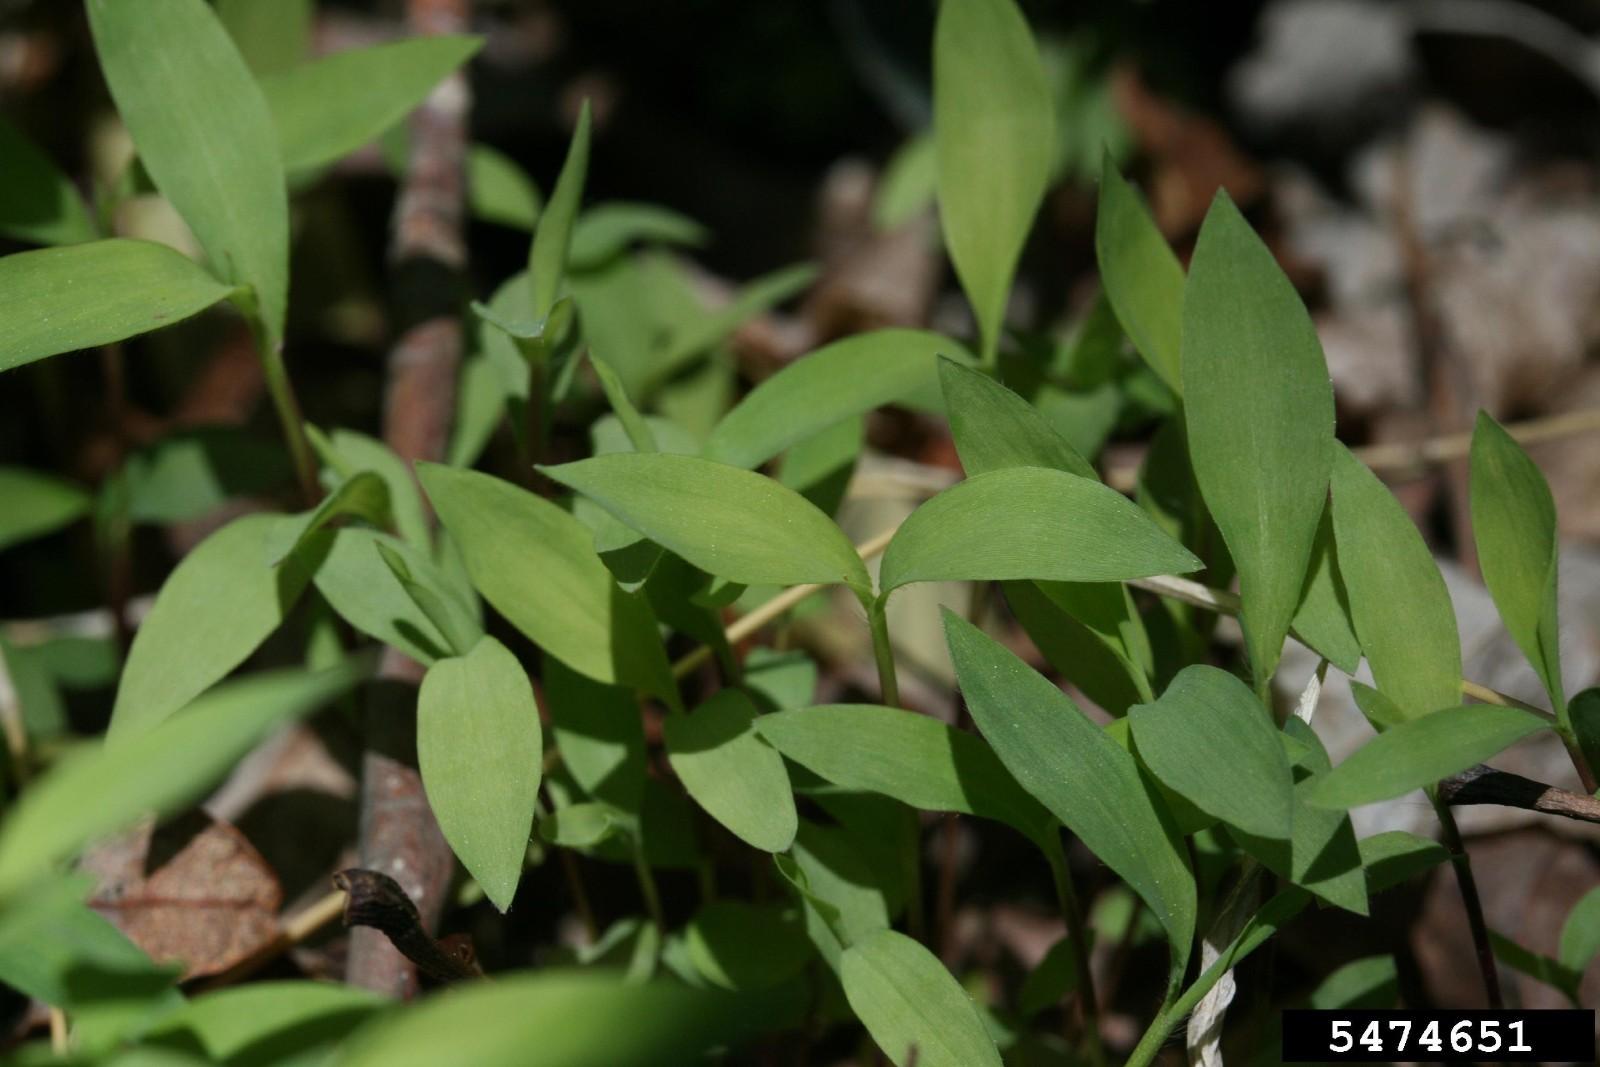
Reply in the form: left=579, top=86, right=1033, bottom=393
left=1439, top=764, right=1600, bottom=825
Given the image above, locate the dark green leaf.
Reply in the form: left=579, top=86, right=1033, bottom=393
left=0, top=117, right=97, bottom=246
left=1559, top=886, right=1600, bottom=973
left=664, top=691, right=797, bottom=852
left=1096, top=156, right=1184, bottom=391
left=1289, top=503, right=1362, bottom=674
left=538, top=803, right=616, bottom=849
left=121, top=429, right=290, bottom=525
left=685, top=902, right=810, bottom=991
left=1182, top=191, right=1335, bottom=687
left=0, top=240, right=237, bottom=372
left=142, top=981, right=383, bottom=1064
left=938, top=358, right=1095, bottom=479
left=1358, top=831, right=1449, bottom=893
left=544, top=656, right=646, bottom=816
left=0, top=467, right=90, bottom=551
left=841, top=928, right=1003, bottom=1067
left=569, top=202, right=707, bottom=270
left=215, top=0, right=310, bottom=74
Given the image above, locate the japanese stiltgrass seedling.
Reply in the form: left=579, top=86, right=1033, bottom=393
left=2, top=0, right=1597, bottom=1063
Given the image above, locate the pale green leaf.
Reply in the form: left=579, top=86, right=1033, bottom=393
left=944, top=611, right=1194, bottom=984
left=469, top=143, right=542, bottom=231
left=374, top=542, right=483, bottom=658
left=880, top=466, right=1201, bottom=594
left=702, top=330, right=960, bottom=470
left=320, top=427, right=430, bottom=549
left=664, top=691, right=797, bottom=852
left=267, top=470, right=390, bottom=565
left=0, top=661, right=366, bottom=896
left=1182, top=191, right=1335, bottom=687
left=757, top=704, right=1053, bottom=845
left=1330, top=445, right=1462, bottom=720
left=1096, top=155, right=1183, bottom=391
left=1311, top=705, right=1550, bottom=809
left=88, top=0, right=289, bottom=342
left=110, top=513, right=313, bottom=741
left=1470, top=411, right=1565, bottom=717
left=841, top=929, right=1003, bottom=1067
left=419, top=463, right=674, bottom=699
left=0, top=467, right=90, bottom=551
left=529, top=103, right=591, bottom=320
left=538, top=803, right=616, bottom=849
left=261, top=36, right=481, bottom=173
left=121, top=428, right=290, bottom=524
left=570, top=202, right=706, bottom=270
left=590, top=354, right=657, bottom=453
left=873, top=133, right=936, bottom=232
left=0, top=117, right=97, bottom=246
left=419, top=635, right=541, bottom=912
left=932, top=0, right=1052, bottom=364
left=0, top=240, right=237, bottom=372
left=657, top=263, right=818, bottom=375
left=311, top=528, right=474, bottom=665
left=542, top=453, right=871, bottom=596
left=1129, top=665, right=1294, bottom=839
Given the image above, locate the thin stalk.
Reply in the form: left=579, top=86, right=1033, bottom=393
left=1044, top=839, right=1104, bottom=1067
left=866, top=595, right=900, bottom=708
left=1429, top=787, right=1503, bottom=1007
left=632, top=840, right=666, bottom=931
left=252, top=320, right=317, bottom=504
left=558, top=847, right=599, bottom=944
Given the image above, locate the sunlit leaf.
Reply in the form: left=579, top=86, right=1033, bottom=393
left=664, top=691, right=797, bottom=853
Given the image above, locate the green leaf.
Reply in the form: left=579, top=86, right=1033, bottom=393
left=88, top=0, right=289, bottom=342
left=570, top=202, right=707, bottom=270
left=1129, top=665, right=1294, bottom=839
left=1311, top=705, right=1550, bottom=809
left=873, top=133, right=936, bottom=231
left=787, top=821, right=890, bottom=955
left=1570, top=687, right=1600, bottom=785
left=1003, top=581, right=1145, bottom=716
left=121, top=428, right=291, bottom=525
left=1308, top=956, right=1400, bottom=1011
left=840, top=929, right=1003, bottom=1067
left=1559, top=886, right=1600, bottom=973
left=879, top=467, right=1201, bottom=594
left=0, top=661, right=365, bottom=896
left=374, top=542, right=483, bottom=658
left=0, top=117, right=97, bottom=246
left=664, top=691, right=797, bottom=852
left=756, top=705, right=1053, bottom=845
left=1096, top=156, right=1184, bottom=391
left=419, top=463, right=674, bottom=699
left=1289, top=503, right=1362, bottom=674
left=268, top=470, right=391, bottom=565
left=544, top=656, right=646, bottom=816
left=656, top=263, right=819, bottom=376
left=590, top=355, right=658, bottom=453
left=0, top=240, right=238, bottom=372
left=1350, top=681, right=1407, bottom=734
left=702, top=330, right=962, bottom=470
left=1470, top=412, right=1565, bottom=717
left=330, top=970, right=767, bottom=1067
left=685, top=902, right=810, bottom=991
left=1490, top=931, right=1580, bottom=1003
left=0, top=467, right=90, bottom=551
left=261, top=36, right=482, bottom=173
left=538, top=802, right=616, bottom=849
left=542, top=453, right=871, bottom=596
left=418, top=635, right=541, bottom=912
left=215, top=0, right=311, bottom=75
left=938, top=358, right=1095, bottom=479
left=1330, top=445, right=1462, bottom=720
left=110, top=513, right=313, bottom=741
left=311, top=528, right=472, bottom=665
left=1182, top=191, right=1335, bottom=688
left=142, top=981, right=383, bottom=1063
left=944, top=611, right=1195, bottom=984
left=932, top=0, right=1052, bottom=365
left=1359, top=830, right=1450, bottom=893
left=317, top=427, right=430, bottom=549
left=469, top=143, right=542, bottom=231
left=529, top=103, right=592, bottom=321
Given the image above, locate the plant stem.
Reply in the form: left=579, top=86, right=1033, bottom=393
left=632, top=839, right=666, bottom=931
left=253, top=320, right=318, bottom=504
left=1429, top=787, right=1503, bottom=1007
left=866, top=595, right=900, bottom=708
left=1044, top=838, right=1104, bottom=1067
left=558, top=847, right=599, bottom=944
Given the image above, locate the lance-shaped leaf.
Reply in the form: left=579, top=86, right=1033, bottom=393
left=880, top=467, right=1201, bottom=595
left=1129, top=666, right=1294, bottom=840
left=419, top=463, right=674, bottom=700
left=702, top=330, right=963, bottom=470
left=1310, top=705, right=1550, bottom=810
left=529, top=102, right=591, bottom=321
left=0, top=661, right=365, bottom=896
left=544, top=656, right=646, bottom=817
left=685, top=902, right=811, bottom=992
left=841, top=929, right=1003, bottom=1067
left=469, top=143, right=541, bottom=231
left=1004, top=581, right=1145, bottom=715
left=110, top=514, right=313, bottom=742
left=944, top=611, right=1195, bottom=985
left=756, top=705, right=1053, bottom=846
left=314, top=427, right=430, bottom=549
left=267, top=470, right=391, bottom=564
left=261, top=36, right=482, bottom=173
left=88, top=0, right=289, bottom=343
left=0, top=117, right=97, bottom=246
left=311, top=528, right=474, bottom=665
left=419, top=636, right=542, bottom=912
left=375, top=542, right=483, bottom=658
left=542, top=454, right=871, bottom=596
left=141, top=981, right=384, bottom=1064
left=569, top=202, right=707, bottom=270
left=1096, top=155, right=1184, bottom=391
left=0, top=467, right=90, bottom=551
left=932, top=0, right=1052, bottom=365
left=1360, top=831, right=1450, bottom=894
left=1470, top=412, right=1565, bottom=717
left=216, top=0, right=311, bottom=74
left=1559, top=886, right=1600, bottom=974
left=1290, top=503, right=1362, bottom=674
left=657, top=263, right=818, bottom=375
left=0, top=240, right=238, bottom=373
left=1330, top=445, right=1462, bottom=720
left=1182, top=191, right=1335, bottom=688
left=664, top=691, right=797, bottom=853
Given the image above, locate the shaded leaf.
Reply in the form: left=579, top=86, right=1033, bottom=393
left=469, top=143, right=541, bottom=231
left=1182, top=191, right=1335, bottom=687
left=311, top=528, right=470, bottom=666
left=0, top=466, right=90, bottom=551
left=685, top=902, right=810, bottom=991
left=1330, top=445, right=1462, bottom=720
left=1289, top=503, right=1362, bottom=674
left=544, top=656, right=646, bottom=817
left=1005, top=581, right=1145, bottom=716
left=529, top=103, right=591, bottom=321
left=570, top=202, right=706, bottom=270
left=142, top=981, right=383, bottom=1066
left=0, top=240, right=237, bottom=373
left=1096, top=156, right=1183, bottom=390
left=1359, top=831, right=1450, bottom=894
left=88, top=0, right=289, bottom=341
left=664, top=691, right=797, bottom=853
left=419, top=636, right=542, bottom=912
left=1559, top=886, right=1600, bottom=974
left=841, top=928, right=1003, bottom=1067
left=268, top=470, right=391, bottom=565
left=1311, top=705, right=1550, bottom=809
left=0, top=116, right=97, bottom=246
left=122, top=428, right=290, bottom=525
left=215, top=0, right=311, bottom=74
left=538, top=803, right=616, bottom=849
